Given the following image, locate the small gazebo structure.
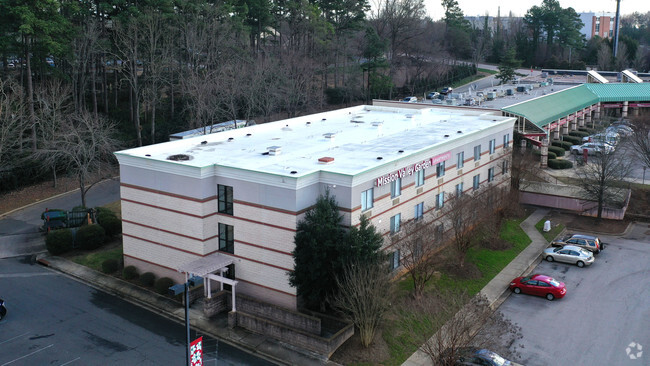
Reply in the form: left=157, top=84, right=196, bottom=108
left=177, top=253, right=238, bottom=311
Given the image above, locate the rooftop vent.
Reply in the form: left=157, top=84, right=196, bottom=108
left=444, top=134, right=449, bottom=138
left=290, top=171, right=298, bottom=174
left=351, top=120, right=364, bottom=123
left=457, top=130, right=463, bottom=134
left=322, top=118, right=327, bottom=121
left=267, top=146, right=282, bottom=155
left=405, top=114, right=413, bottom=118
left=201, top=141, right=207, bottom=145
left=145, top=154, right=151, bottom=157
left=398, top=150, right=404, bottom=153
left=372, top=122, right=383, bottom=127
left=246, top=133, right=252, bottom=137
left=228, top=137, right=234, bottom=141
left=318, top=157, right=335, bottom=164
left=306, top=122, right=311, bottom=125
left=167, top=154, right=192, bottom=161
left=323, top=133, right=336, bottom=139
left=376, top=157, right=383, bottom=160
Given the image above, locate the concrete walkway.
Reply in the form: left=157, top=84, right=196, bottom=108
left=402, top=208, right=552, bottom=366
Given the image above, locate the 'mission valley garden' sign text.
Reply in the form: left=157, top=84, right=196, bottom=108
left=375, top=151, right=451, bottom=187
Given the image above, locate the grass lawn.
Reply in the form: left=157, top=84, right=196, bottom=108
left=380, top=217, right=532, bottom=365
left=69, top=245, right=123, bottom=272
left=535, top=217, right=565, bottom=242
left=478, top=68, right=498, bottom=74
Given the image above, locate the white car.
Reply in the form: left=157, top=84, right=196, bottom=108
left=402, top=96, right=418, bottom=103
left=543, top=245, right=594, bottom=267
left=570, top=142, right=614, bottom=156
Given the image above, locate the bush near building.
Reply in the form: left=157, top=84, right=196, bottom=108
left=123, top=265, right=139, bottom=280
left=579, top=127, right=597, bottom=135
left=45, top=229, right=74, bottom=255
left=96, top=207, right=122, bottom=238
left=548, top=146, right=565, bottom=157
left=562, top=135, right=582, bottom=145
left=569, top=131, right=589, bottom=138
left=154, top=277, right=175, bottom=295
left=101, top=258, right=119, bottom=273
left=552, top=141, right=573, bottom=150
left=139, top=272, right=156, bottom=287
left=76, top=224, right=106, bottom=250
left=548, top=159, right=573, bottom=169
left=547, top=151, right=557, bottom=160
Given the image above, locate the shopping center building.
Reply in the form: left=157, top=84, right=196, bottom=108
left=115, top=104, right=516, bottom=309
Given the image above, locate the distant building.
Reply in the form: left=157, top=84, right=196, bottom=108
left=579, top=12, right=616, bottom=40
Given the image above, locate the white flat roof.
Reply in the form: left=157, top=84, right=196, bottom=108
left=116, top=105, right=515, bottom=178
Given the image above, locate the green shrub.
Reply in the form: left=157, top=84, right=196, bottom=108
left=548, top=146, right=565, bottom=157
left=569, top=131, right=589, bottom=138
left=98, top=215, right=122, bottom=238
left=561, top=135, right=582, bottom=145
left=45, top=229, right=74, bottom=255
left=546, top=151, right=557, bottom=160
left=579, top=127, right=596, bottom=135
left=95, top=207, right=115, bottom=217
left=154, top=277, right=175, bottom=295
left=76, top=224, right=106, bottom=250
left=548, top=159, right=573, bottom=169
left=123, top=265, right=139, bottom=280
left=140, top=272, right=156, bottom=287
left=101, top=258, right=119, bottom=274
left=551, top=140, right=573, bottom=150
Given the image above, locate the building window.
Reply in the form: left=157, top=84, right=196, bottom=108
left=595, top=23, right=600, bottom=32
left=414, top=202, right=424, bottom=220
left=436, top=161, right=445, bottom=178
left=390, top=213, right=401, bottom=234
left=361, top=188, right=374, bottom=211
left=218, top=185, right=233, bottom=215
left=503, top=133, right=510, bottom=148
left=390, top=250, right=400, bottom=270
left=456, top=182, right=463, bottom=197
left=502, top=160, right=509, bottom=174
left=415, top=169, right=425, bottom=187
left=435, top=192, right=445, bottom=209
left=391, top=178, right=401, bottom=198
left=473, top=174, right=480, bottom=190
left=457, top=151, right=464, bottom=169
left=218, top=223, right=234, bottom=253
left=488, top=167, right=495, bottom=182
left=474, top=145, right=481, bottom=161
left=489, top=139, right=496, bottom=154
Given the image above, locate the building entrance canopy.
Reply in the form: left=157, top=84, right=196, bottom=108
left=177, top=253, right=239, bottom=310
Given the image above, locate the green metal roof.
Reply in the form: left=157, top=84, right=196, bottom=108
left=502, top=83, right=650, bottom=129
left=502, top=85, right=599, bottom=128
left=584, top=83, right=650, bottom=102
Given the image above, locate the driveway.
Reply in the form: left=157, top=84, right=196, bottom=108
left=490, top=223, right=650, bottom=365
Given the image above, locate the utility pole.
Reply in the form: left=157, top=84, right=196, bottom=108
left=613, top=0, right=621, bottom=58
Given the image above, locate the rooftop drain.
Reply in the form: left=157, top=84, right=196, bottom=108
left=167, top=154, right=192, bottom=161
left=457, top=130, right=463, bottom=133
left=444, top=134, right=449, bottom=138
left=145, top=154, right=151, bottom=157
left=228, top=137, right=234, bottom=141
left=306, top=122, right=311, bottom=125
left=246, top=133, right=252, bottom=136
left=318, top=157, right=335, bottom=164
left=267, top=146, right=282, bottom=156
left=201, top=141, right=207, bottom=145
left=290, top=171, right=298, bottom=174
left=398, top=150, right=404, bottom=153
left=322, top=118, right=326, bottom=121
left=376, top=157, right=383, bottom=160
left=282, top=125, right=292, bottom=131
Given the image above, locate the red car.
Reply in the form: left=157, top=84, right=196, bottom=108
left=509, top=274, right=566, bottom=301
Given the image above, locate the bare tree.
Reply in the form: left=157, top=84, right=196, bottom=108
left=329, top=258, right=393, bottom=347
left=629, top=115, right=650, bottom=171
left=597, top=43, right=612, bottom=71
left=0, top=78, right=26, bottom=163
left=440, top=193, right=479, bottom=267
left=392, top=212, right=444, bottom=299
left=407, top=290, right=522, bottom=366
left=510, top=146, right=544, bottom=191
left=32, top=110, right=121, bottom=207
left=574, top=149, right=633, bottom=220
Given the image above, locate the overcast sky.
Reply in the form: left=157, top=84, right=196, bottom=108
left=425, top=0, right=648, bottom=20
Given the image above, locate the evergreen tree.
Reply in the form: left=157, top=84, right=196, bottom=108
left=495, top=47, right=524, bottom=85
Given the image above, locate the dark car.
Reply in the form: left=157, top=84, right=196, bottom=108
left=441, top=347, right=521, bottom=366
left=0, top=298, right=6, bottom=320
left=441, top=87, right=453, bottom=95
left=552, top=234, right=603, bottom=254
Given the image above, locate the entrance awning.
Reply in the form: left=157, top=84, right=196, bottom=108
left=177, top=252, right=233, bottom=276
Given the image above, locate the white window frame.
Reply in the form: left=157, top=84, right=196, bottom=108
left=361, top=188, right=374, bottom=211
left=474, top=145, right=481, bottom=161
left=390, top=213, right=401, bottom=234
left=391, top=178, right=402, bottom=198
left=489, top=139, right=496, bottom=154
left=435, top=192, right=445, bottom=209
left=414, top=202, right=424, bottom=220
left=473, top=174, right=480, bottom=190
left=456, top=182, right=463, bottom=197
left=415, top=169, right=425, bottom=187
left=457, top=151, right=464, bottom=169
left=436, top=161, right=445, bottom=178
left=488, top=167, right=495, bottom=182
left=504, top=133, right=510, bottom=148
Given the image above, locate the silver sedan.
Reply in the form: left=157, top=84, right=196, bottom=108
left=542, top=245, right=594, bottom=267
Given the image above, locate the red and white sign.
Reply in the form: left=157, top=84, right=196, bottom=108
left=190, top=337, right=203, bottom=366
left=375, top=151, right=451, bottom=186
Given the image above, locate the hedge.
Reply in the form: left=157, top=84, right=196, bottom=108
left=76, top=224, right=106, bottom=250
left=547, top=151, right=557, bottom=160
left=561, top=135, right=582, bottom=145
left=140, top=272, right=156, bottom=287
left=98, top=215, right=122, bottom=238
left=552, top=140, right=573, bottom=150
left=101, top=259, right=119, bottom=274
left=123, top=265, right=139, bottom=280
left=548, top=146, right=565, bottom=157
left=548, top=159, right=573, bottom=169
left=578, top=127, right=597, bottom=135
left=154, top=277, right=175, bottom=295
left=569, top=131, right=589, bottom=138
left=45, top=229, right=74, bottom=255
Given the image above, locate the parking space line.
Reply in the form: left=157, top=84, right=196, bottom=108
left=59, top=357, right=81, bottom=365
left=0, top=333, right=29, bottom=346
left=1, top=344, right=54, bottom=365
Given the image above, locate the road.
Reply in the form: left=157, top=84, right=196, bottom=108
left=479, top=223, right=650, bottom=366
left=0, top=256, right=275, bottom=366
left=0, top=179, right=121, bottom=258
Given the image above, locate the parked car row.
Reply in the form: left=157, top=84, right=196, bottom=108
left=509, top=233, right=604, bottom=302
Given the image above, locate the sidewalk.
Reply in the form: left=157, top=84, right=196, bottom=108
left=36, top=255, right=338, bottom=366
left=402, top=208, right=551, bottom=366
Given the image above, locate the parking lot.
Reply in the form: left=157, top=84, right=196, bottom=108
left=488, top=223, right=650, bottom=365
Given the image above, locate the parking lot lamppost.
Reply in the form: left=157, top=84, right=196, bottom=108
left=169, top=275, right=203, bottom=366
